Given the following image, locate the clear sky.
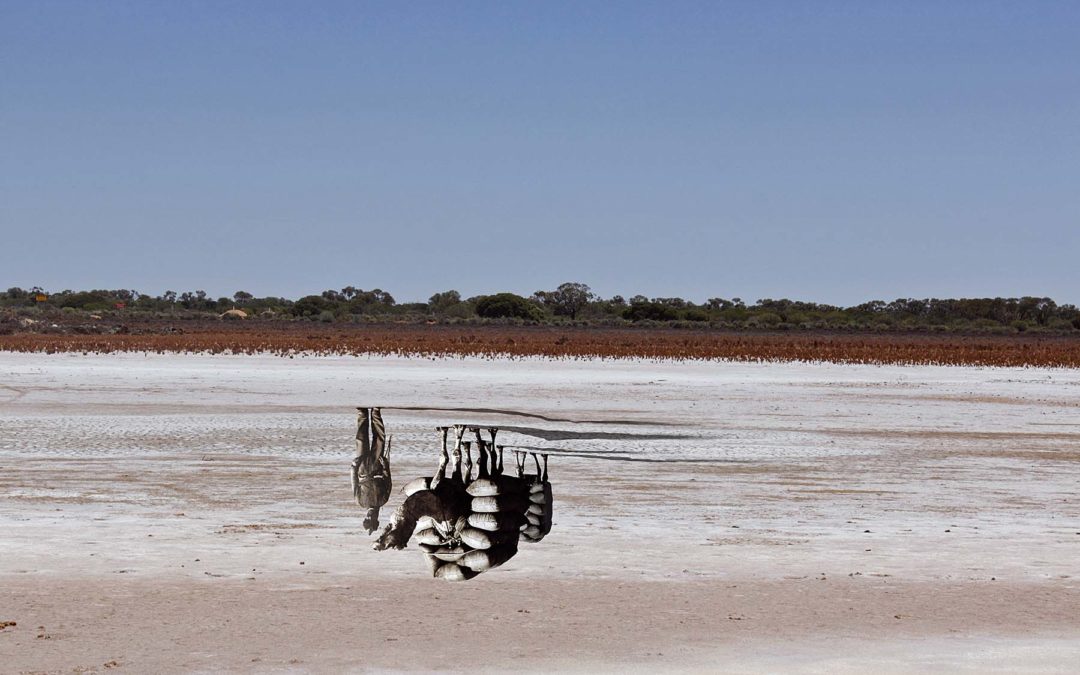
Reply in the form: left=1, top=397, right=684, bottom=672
left=2, top=1, right=1078, bottom=306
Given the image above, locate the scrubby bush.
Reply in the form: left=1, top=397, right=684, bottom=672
left=475, top=293, right=544, bottom=321
left=623, top=302, right=678, bottom=322
left=747, top=312, right=782, bottom=327
left=59, top=291, right=113, bottom=311
left=291, top=295, right=333, bottom=317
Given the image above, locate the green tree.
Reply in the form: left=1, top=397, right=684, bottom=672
left=533, top=282, right=595, bottom=319
left=475, top=293, right=544, bottom=321
left=623, top=300, right=679, bottom=322
left=346, top=288, right=396, bottom=315
left=291, top=295, right=333, bottom=317
left=428, top=290, right=463, bottom=314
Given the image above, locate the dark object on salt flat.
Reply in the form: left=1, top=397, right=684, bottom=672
left=352, top=407, right=392, bottom=534
left=373, top=424, right=553, bottom=580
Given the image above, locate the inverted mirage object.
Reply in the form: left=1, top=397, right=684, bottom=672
left=372, top=424, right=553, bottom=581
left=351, top=407, right=392, bottom=534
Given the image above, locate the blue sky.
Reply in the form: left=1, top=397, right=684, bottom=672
left=2, top=1, right=1078, bottom=305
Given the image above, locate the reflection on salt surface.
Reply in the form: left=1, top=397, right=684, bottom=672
left=371, top=424, right=552, bottom=581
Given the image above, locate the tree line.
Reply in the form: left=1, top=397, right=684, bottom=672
left=3, top=283, right=1079, bottom=333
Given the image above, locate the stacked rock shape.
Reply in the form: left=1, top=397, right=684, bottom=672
left=405, top=454, right=552, bottom=581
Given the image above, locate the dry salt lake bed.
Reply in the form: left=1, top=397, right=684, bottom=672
left=1, top=351, right=1079, bottom=673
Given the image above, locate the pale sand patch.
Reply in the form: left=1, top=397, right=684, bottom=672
left=1, top=352, right=1079, bottom=672
left=4, top=577, right=1079, bottom=673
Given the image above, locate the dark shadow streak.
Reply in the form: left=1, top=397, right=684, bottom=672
left=384, top=406, right=679, bottom=426
left=498, top=425, right=698, bottom=442
left=507, top=445, right=749, bottom=465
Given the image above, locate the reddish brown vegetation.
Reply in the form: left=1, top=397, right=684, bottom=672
left=3, top=321, right=1079, bottom=367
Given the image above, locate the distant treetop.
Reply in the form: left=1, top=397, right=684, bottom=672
left=2, top=285, right=1077, bottom=334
